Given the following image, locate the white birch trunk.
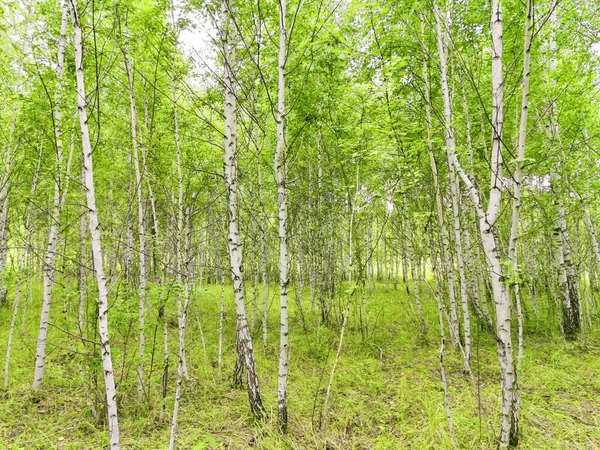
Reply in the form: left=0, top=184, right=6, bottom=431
left=218, top=269, right=225, bottom=370
left=434, top=3, right=471, bottom=373
left=76, top=172, right=96, bottom=421
left=0, top=38, right=26, bottom=305
left=33, top=0, right=68, bottom=390
left=69, top=0, right=120, bottom=446
left=258, top=151, right=269, bottom=347
left=446, top=1, right=519, bottom=444
left=420, top=15, right=460, bottom=348
left=125, top=200, right=134, bottom=280
left=6, top=157, right=42, bottom=388
left=553, top=204, right=580, bottom=337
left=221, top=0, right=265, bottom=419
left=122, top=16, right=147, bottom=400
left=508, top=0, right=533, bottom=367
left=275, top=0, right=290, bottom=431
left=547, top=5, right=580, bottom=339
left=173, top=79, right=188, bottom=381
left=169, top=206, right=192, bottom=450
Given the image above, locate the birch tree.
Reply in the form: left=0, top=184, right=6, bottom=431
left=547, top=3, right=581, bottom=339
left=0, top=33, right=27, bottom=306
left=119, top=11, right=148, bottom=400
left=433, top=2, right=471, bottom=374
left=508, top=0, right=533, bottom=366
left=69, top=0, right=120, bottom=445
left=419, top=13, right=460, bottom=350
left=434, top=0, right=519, bottom=445
left=6, top=155, right=42, bottom=388
left=275, top=0, right=290, bottom=431
left=33, top=0, right=69, bottom=390
left=221, top=0, right=265, bottom=419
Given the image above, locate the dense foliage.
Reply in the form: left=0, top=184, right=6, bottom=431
left=0, top=0, right=599, bottom=448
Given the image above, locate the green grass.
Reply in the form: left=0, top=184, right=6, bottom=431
left=0, top=278, right=599, bottom=449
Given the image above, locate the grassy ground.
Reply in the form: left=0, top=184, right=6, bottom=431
left=0, top=279, right=599, bottom=449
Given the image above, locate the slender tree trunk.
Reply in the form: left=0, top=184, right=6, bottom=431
left=508, top=0, right=533, bottom=367
left=146, top=164, right=159, bottom=281
left=125, top=195, right=134, bottom=281
left=32, top=0, right=69, bottom=390
left=434, top=3, right=471, bottom=373
left=547, top=4, right=580, bottom=340
left=69, top=0, right=120, bottom=446
left=77, top=163, right=97, bottom=417
left=400, top=237, right=409, bottom=294
left=321, top=163, right=360, bottom=430
left=218, top=269, right=225, bottom=370
left=221, top=0, right=265, bottom=419
left=79, top=169, right=88, bottom=334
left=173, top=75, right=188, bottom=383
left=0, top=39, right=26, bottom=306
left=420, top=14, right=460, bottom=348
left=251, top=249, right=258, bottom=329
left=527, top=242, right=539, bottom=317
left=399, top=180, right=426, bottom=338
left=75, top=209, right=97, bottom=417
left=107, top=183, right=117, bottom=279
left=275, top=0, right=290, bottom=431
left=169, top=206, right=192, bottom=449
left=6, top=157, right=42, bottom=388
left=258, top=150, right=268, bottom=348
left=447, top=0, right=519, bottom=444
left=160, top=300, right=169, bottom=422
left=554, top=204, right=580, bottom=338
left=121, top=14, right=147, bottom=401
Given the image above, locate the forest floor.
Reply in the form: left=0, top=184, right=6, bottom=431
left=0, top=281, right=599, bottom=449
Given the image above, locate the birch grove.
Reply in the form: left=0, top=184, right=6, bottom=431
left=1, top=0, right=599, bottom=448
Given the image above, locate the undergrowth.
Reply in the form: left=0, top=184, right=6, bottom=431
left=0, top=280, right=599, bottom=449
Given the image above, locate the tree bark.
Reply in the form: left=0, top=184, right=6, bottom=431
left=275, top=0, right=290, bottom=431
left=547, top=4, right=580, bottom=340
left=434, top=2, right=472, bottom=374
left=0, top=36, right=26, bottom=306
left=121, top=13, right=147, bottom=401
left=446, top=0, right=520, bottom=444
left=6, top=157, right=42, bottom=388
left=69, top=0, right=120, bottom=446
left=32, top=0, right=69, bottom=390
left=508, top=0, right=533, bottom=367
left=420, top=14, right=460, bottom=349
left=221, top=0, right=265, bottom=419
left=169, top=206, right=192, bottom=449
